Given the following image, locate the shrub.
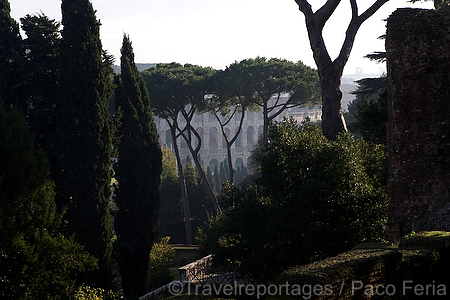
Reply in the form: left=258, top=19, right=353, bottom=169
left=147, top=236, right=176, bottom=290
left=198, top=119, right=388, bottom=282
left=73, top=285, right=123, bottom=300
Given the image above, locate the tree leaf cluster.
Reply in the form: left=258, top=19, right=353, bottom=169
left=408, top=0, right=450, bottom=9
left=197, top=119, right=388, bottom=282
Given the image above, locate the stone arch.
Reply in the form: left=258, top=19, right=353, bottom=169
left=247, top=126, right=255, bottom=147
left=209, top=127, right=218, bottom=152
left=165, top=129, right=172, bottom=145
left=235, top=128, right=243, bottom=148
left=180, top=136, right=188, bottom=149
left=209, top=159, right=219, bottom=174
left=235, top=158, right=244, bottom=169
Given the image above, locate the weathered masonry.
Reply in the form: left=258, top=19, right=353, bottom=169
left=386, top=7, right=450, bottom=240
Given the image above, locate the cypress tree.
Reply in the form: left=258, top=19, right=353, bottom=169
left=58, top=0, right=115, bottom=286
left=114, top=34, right=162, bottom=299
left=223, top=159, right=230, bottom=183
left=214, top=165, right=220, bottom=193
left=0, top=0, right=24, bottom=110
left=20, top=14, right=62, bottom=201
left=220, top=162, right=227, bottom=184
left=206, top=166, right=214, bottom=192
left=159, top=149, right=183, bottom=242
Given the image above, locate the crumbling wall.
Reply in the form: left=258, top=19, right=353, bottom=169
left=386, top=7, right=450, bottom=240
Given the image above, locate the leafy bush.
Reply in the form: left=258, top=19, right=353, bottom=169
left=147, top=236, right=176, bottom=290
left=197, top=119, right=388, bottom=282
left=73, top=285, right=123, bottom=300
left=0, top=106, right=97, bottom=299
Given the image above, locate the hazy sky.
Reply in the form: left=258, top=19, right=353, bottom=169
left=10, top=0, right=433, bottom=75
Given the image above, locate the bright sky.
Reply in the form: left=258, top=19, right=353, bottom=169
left=10, top=0, right=433, bottom=75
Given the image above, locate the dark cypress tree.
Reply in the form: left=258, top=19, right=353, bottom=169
left=0, top=0, right=24, bottom=110
left=20, top=14, right=62, bottom=198
left=114, top=34, right=162, bottom=299
left=58, top=0, right=115, bottom=287
left=223, top=159, right=230, bottom=183
left=206, top=166, right=215, bottom=192
left=214, top=165, right=221, bottom=193
left=220, top=162, right=227, bottom=184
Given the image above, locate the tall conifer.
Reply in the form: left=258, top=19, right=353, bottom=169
left=114, top=34, right=162, bottom=299
left=20, top=14, right=62, bottom=200
left=0, top=0, right=24, bottom=110
left=58, top=0, right=115, bottom=286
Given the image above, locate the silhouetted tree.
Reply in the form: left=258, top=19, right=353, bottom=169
left=0, top=0, right=24, bottom=110
left=294, top=0, right=389, bottom=139
left=58, top=0, right=115, bottom=286
left=114, top=34, right=162, bottom=299
left=20, top=14, right=62, bottom=200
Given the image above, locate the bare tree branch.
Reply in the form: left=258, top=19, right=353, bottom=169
left=335, top=0, right=389, bottom=70
left=359, top=0, right=390, bottom=24
left=350, top=0, right=358, bottom=18
left=315, top=0, right=342, bottom=30
left=294, top=0, right=389, bottom=139
left=295, top=0, right=314, bottom=17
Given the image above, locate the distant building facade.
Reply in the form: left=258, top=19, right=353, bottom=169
left=154, top=98, right=322, bottom=172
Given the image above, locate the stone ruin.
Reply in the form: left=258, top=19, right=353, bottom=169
left=386, top=6, right=450, bottom=240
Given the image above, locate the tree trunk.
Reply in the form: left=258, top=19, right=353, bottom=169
left=262, top=101, right=270, bottom=146
left=181, top=124, right=221, bottom=213
left=191, top=151, right=221, bottom=213
left=226, top=142, right=235, bottom=184
left=319, top=66, right=347, bottom=140
left=295, top=0, right=389, bottom=140
left=170, top=125, right=192, bottom=245
left=179, top=109, right=221, bottom=213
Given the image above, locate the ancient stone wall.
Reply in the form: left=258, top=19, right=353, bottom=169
left=386, top=7, right=450, bottom=239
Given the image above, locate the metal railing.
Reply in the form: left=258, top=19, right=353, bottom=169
left=139, top=254, right=255, bottom=300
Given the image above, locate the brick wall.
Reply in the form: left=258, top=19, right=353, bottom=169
left=386, top=7, right=450, bottom=240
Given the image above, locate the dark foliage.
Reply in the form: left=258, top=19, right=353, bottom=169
left=0, top=105, right=97, bottom=300
left=198, top=119, right=388, bottom=282
left=347, top=77, right=387, bottom=144
left=114, top=34, right=162, bottom=299
left=58, top=0, right=115, bottom=286
left=20, top=14, right=62, bottom=203
left=0, top=0, right=25, bottom=110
